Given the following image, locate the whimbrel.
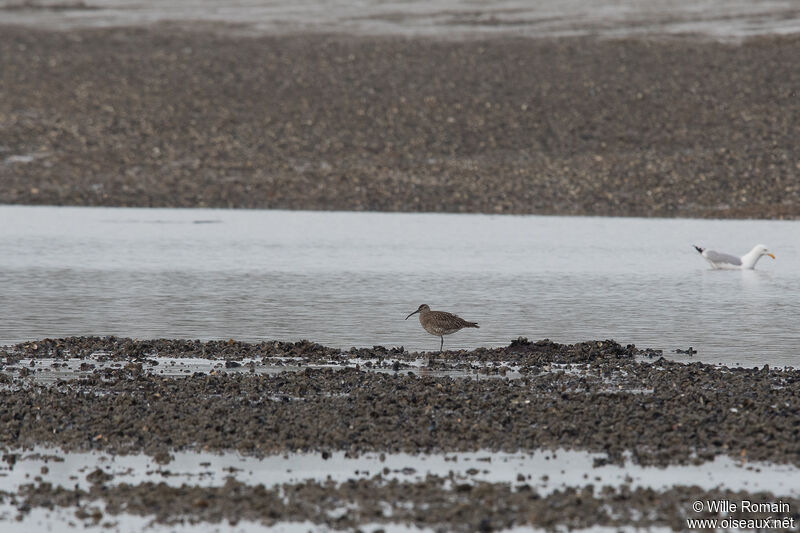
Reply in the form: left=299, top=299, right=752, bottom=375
left=405, top=304, right=479, bottom=352
left=693, top=244, right=775, bottom=270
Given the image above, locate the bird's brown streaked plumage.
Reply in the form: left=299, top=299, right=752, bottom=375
left=405, top=304, right=479, bottom=352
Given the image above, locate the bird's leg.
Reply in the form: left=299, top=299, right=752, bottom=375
left=439, top=336, right=444, bottom=353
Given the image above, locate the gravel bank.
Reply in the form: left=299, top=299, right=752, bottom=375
left=2, top=337, right=799, bottom=467
left=1, top=26, right=799, bottom=218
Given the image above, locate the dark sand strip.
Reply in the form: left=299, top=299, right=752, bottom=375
left=1, top=27, right=799, bottom=217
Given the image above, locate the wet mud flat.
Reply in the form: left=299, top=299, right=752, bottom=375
left=1, top=26, right=799, bottom=219
left=3, top=481, right=798, bottom=532
left=1, top=336, right=798, bottom=464
left=1, top=338, right=800, bottom=530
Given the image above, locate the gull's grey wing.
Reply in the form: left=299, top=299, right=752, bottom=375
left=704, top=250, right=742, bottom=265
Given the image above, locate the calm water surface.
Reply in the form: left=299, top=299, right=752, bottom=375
left=1, top=206, right=798, bottom=366
left=2, top=0, right=799, bottom=39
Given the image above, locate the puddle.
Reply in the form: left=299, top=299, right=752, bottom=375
left=0, top=504, right=418, bottom=533
left=0, top=355, right=670, bottom=396
left=0, top=445, right=783, bottom=532
left=0, top=355, right=525, bottom=383
left=0, top=354, right=668, bottom=396
left=0, top=506, right=667, bottom=533
left=2, top=152, right=49, bottom=165
left=3, top=447, right=799, bottom=497
left=0, top=355, right=664, bottom=396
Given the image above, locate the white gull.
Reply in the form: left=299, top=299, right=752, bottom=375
left=693, top=244, right=775, bottom=270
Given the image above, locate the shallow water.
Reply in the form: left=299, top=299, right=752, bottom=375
left=4, top=446, right=798, bottom=496
left=1, top=206, right=798, bottom=366
left=0, top=505, right=668, bottom=533
left=2, top=356, right=524, bottom=383
left=0, top=446, right=795, bottom=532
left=1, top=0, right=799, bottom=39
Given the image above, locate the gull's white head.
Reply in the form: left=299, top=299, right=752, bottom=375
left=752, top=244, right=775, bottom=259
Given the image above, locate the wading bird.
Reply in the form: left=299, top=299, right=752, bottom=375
left=405, top=304, right=479, bottom=352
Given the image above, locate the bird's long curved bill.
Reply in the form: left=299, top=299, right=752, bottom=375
left=768, top=253, right=776, bottom=259
left=405, top=310, right=419, bottom=320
